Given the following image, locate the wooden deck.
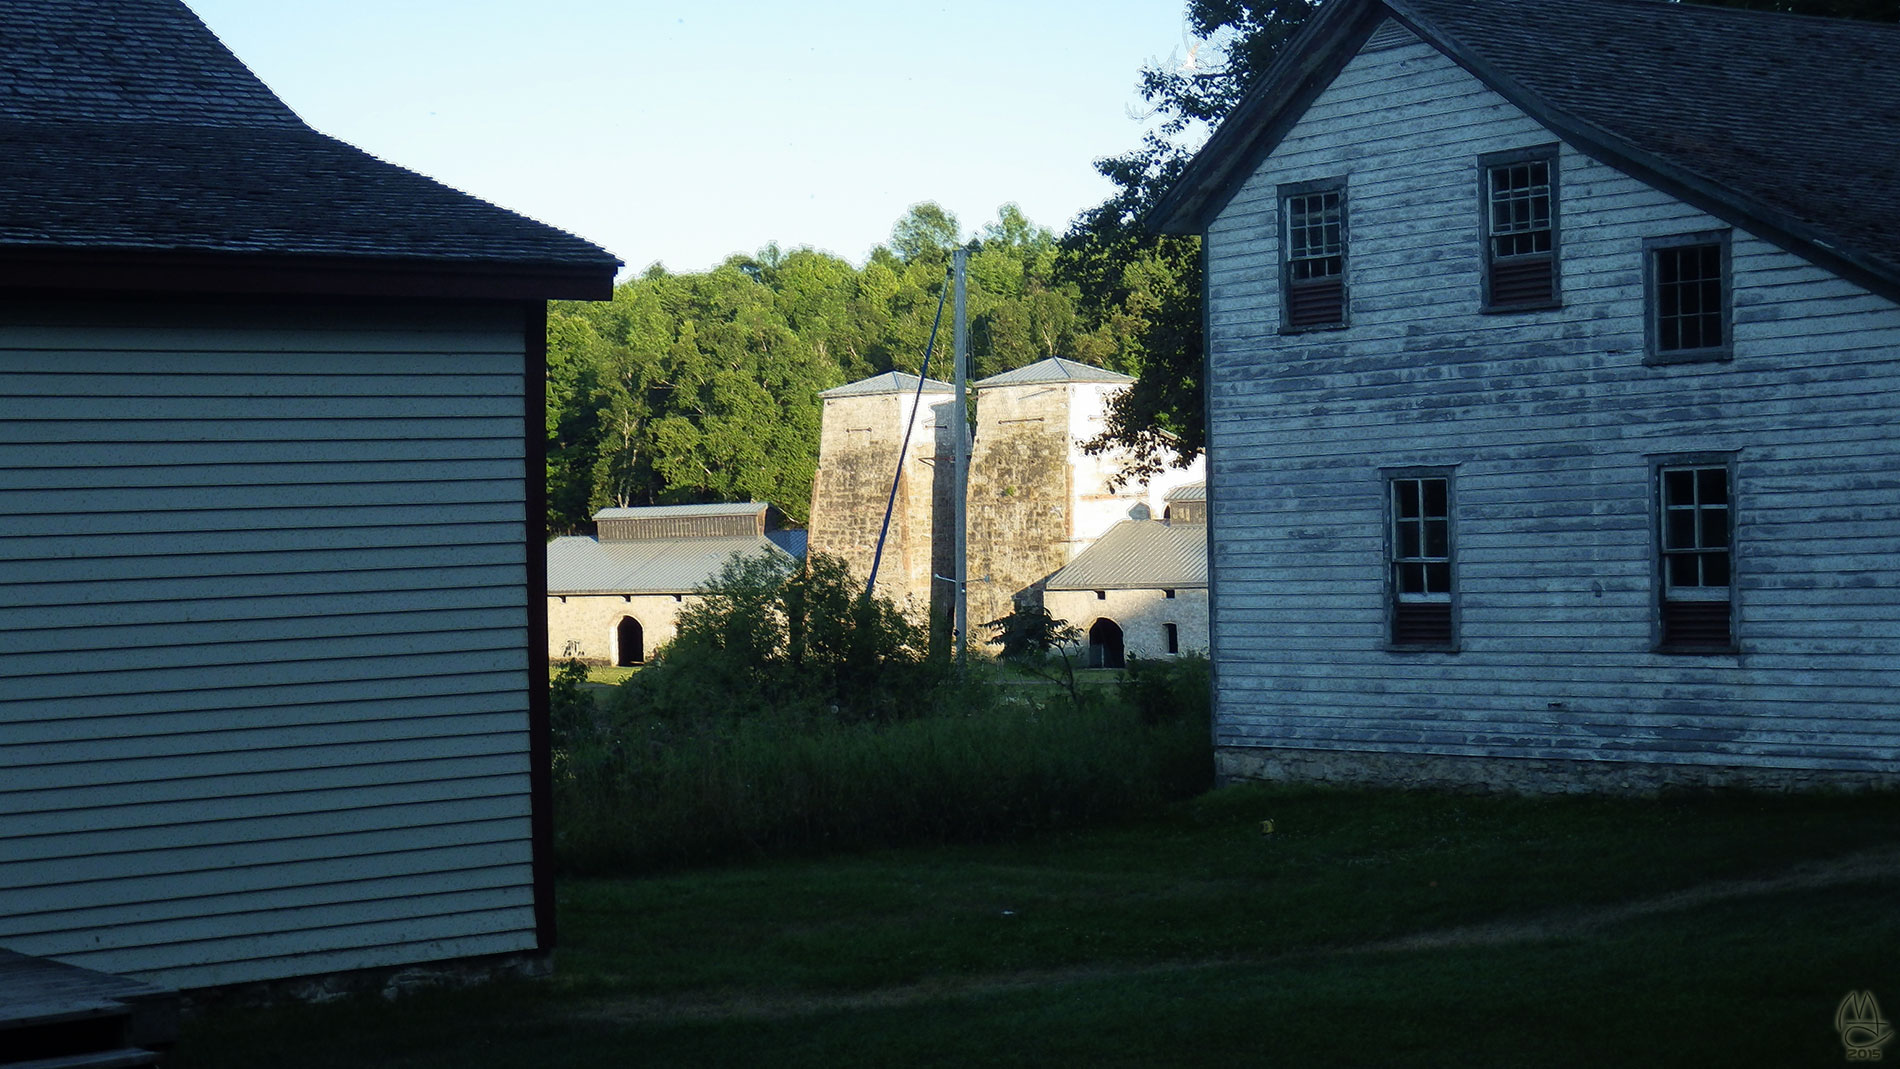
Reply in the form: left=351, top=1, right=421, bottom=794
left=0, top=949, right=178, bottom=1066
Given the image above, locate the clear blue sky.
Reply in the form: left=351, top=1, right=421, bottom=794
left=187, top=1, right=1197, bottom=277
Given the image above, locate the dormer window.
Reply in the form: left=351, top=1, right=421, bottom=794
left=1481, top=147, right=1559, bottom=309
left=1281, top=180, right=1347, bottom=330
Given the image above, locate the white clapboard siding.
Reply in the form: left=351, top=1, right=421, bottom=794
left=1203, top=27, right=1900, bottom=775
left=0, top=300, right=542, bottom=988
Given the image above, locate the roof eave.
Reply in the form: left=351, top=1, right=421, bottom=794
left=1147, top=0, right=1394, bottom=235
left=1374, top=0, right=1900, bottom=305
left=0, top=247, right=620, bottom=302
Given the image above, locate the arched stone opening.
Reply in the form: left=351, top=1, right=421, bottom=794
left=1088, top=618, right=1125, bottom=669
left=616, top=616, right=645, bottom=666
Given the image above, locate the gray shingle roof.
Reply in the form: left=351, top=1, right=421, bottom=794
left=0, top=0, right=618, bottom=280
left=973, top=357, right=1134, bottom=388
left=1044, top=520, right=1208, bottom=591
left=547, top=535, right=791, bottom=595
left=821, top=371, right=954, bottom=398
left=1152, top=0, right=1900, bottom=302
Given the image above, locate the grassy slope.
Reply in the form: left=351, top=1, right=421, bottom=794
left=173, top=785, right=1900, bottom=1067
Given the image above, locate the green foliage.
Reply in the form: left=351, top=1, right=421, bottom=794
left=551, top=681, right=1212, bottom=874
left=983, top=602, right=1083, bottom=663
left=544, top=203, right=1101, bottom=534
left=1056, top=1, right=1322, bottom=483
left=621, top=550, right=935, bottom=724
left=1119, top=651, right=1211, bottom=726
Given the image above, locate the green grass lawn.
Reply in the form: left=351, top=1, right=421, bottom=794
left=172, top=784, right=1900, bottom=1067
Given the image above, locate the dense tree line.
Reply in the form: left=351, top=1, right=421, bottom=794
left=545, top=204, right=1137, bottom=533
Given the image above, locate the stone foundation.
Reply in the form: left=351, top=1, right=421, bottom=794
left=1217, top=746, right=1900, bottom=796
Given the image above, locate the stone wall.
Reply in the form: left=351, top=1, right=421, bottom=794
left=546, top=593, right=694, bottom=664
left=1216, top=746, right=1900, bottom=795
left=1043, top=586, right=1209, bottom=662
left=965, top=384, right=1073, bottom=634
left=807, top=389, right=951, bottom=619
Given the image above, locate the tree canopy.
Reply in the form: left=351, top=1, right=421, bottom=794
left=545, top=203, right=1119, bottom=533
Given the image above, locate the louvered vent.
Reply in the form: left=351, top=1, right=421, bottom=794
left=1392, top=603, right=1453, bottom=647
left=1287, top=278, right=1345, bottom=328
left=1661, top=600, right=1731, bottom=649
left=1489, top=255, right=1555, bottom=306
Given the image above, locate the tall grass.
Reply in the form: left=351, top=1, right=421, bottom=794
left=551, top=662, right=1213, bottom=874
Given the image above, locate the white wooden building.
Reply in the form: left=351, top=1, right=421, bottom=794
left=1152, top=0, right=1900, bottom=791
left=0, top=0, right=618, bottom=990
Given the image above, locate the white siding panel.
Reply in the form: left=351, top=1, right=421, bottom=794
left=0, top=301, right=540, bottom=987
left=1204, top=36, right=1900, bottom=777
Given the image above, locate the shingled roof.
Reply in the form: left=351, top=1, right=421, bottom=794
left=1151, top=0, right=1900, bottom=303
left=0, top=0, right=620, bottom=299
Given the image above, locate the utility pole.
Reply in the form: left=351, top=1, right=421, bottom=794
left=951, top=246, right=970, bottom=667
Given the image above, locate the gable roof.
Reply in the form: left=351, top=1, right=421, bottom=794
left=1044, top=519, right=1207, bottom=591
left=821, top=371, right=955, bottom=398
left=973, top=357, right=1134, bottom=389
left=0, top=0, right=619, bottom=299
left=1151, top=0, right=1900, bottom=303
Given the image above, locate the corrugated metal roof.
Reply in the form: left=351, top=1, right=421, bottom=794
left=1166, top=482, right=1206, bottom=502
left=973, top=357, right=1134, bottom=388
left=1043, top=520, right=1208, bottom=591
left=547, top=535, right=791, bottom=595
left=820, top=371, right=955, bottom=398
left=593, top=502, right=768, bottom=521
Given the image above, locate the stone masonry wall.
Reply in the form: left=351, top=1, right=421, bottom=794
left=965, top=384, right=1073, bottom=636
left=1216, top=747, right=1900, bottom=795
left=546, top=593, right=694, bottom=664
left=1043, top=586, right=1209, bottom=661
left=807, top=390, right=949, bottom=618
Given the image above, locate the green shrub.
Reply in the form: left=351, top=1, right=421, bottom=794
left=1120, top=651, right=1211, bottom=725
left=623, top=550, right=939, bottom=724
left=551, top=680, right=1211, bottom=874
left=547, top=560, right=1216, bottom=874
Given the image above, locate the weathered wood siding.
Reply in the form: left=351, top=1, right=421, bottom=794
left=1205, top=27, right=1900, bottom=775
left=0, top=301, right=539, bottom=987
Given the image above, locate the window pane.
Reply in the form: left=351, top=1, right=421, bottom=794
left=1666, top=509, right=1698, bottom=548
left=1394, top=480, right=1418, bottom=519
left=1398, top=562, right=1425, bottom=594
left=1703, top=551, right=1731, bottom=587
left=1697, top=466, right=1728, bottom=505
left=1664, top=468, right=1695, bottom=506
left=1426, top=561, right=1451, bottom=594
left=1424, top=519, right=1449, bottom=558
left=1423, top=478, right=1448, bottom=516
left=1668, top=554, right=1701, bottom=586
left=1699, top=508, right=1727, bottom=547
left=1399, top=522, right=1421, bottom=559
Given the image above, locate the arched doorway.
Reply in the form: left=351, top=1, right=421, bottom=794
left=616, top=616, right=644, bottom=666
left=1088, top=618, right=1125, bottom=669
